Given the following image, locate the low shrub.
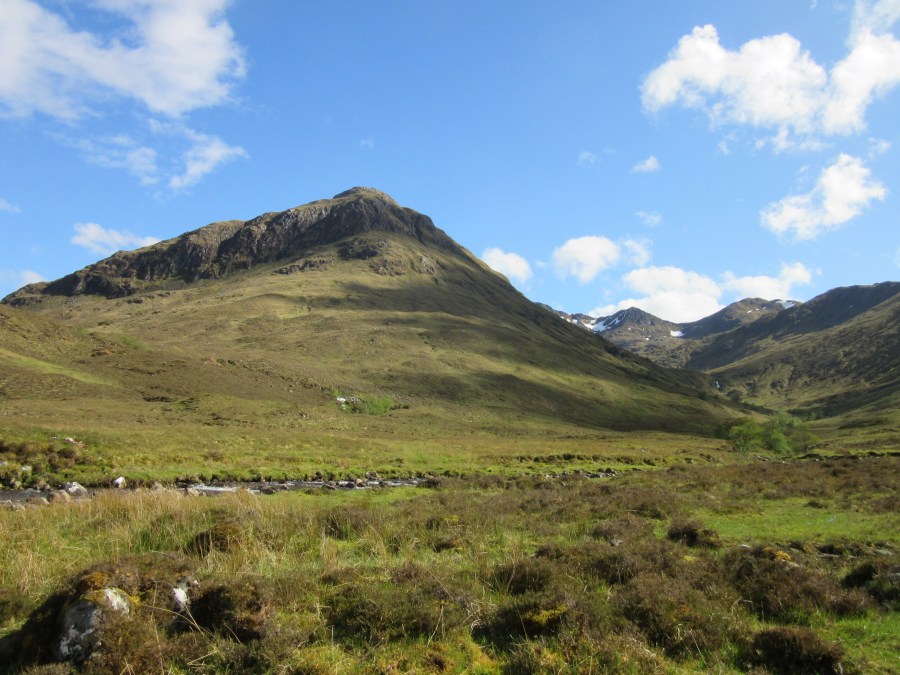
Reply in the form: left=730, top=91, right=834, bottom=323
left=491, top=557, right=557, bottom=595
left=186, top=519, right=246, bottom=556
left=615, top=573, right=735, bottom=657
left=591, top=513, right=654, bottom=543
left=748, top=626, right=846, bottom=675
left=842, top=559, right=900, bottom=610
left=722, top=546, right=870, bottom=623
left=666, top=519, right=721, bottom=549
left=476, top=590, right=569, bottom=645
left=191, top=579, right=270, bottom=642
left=326, top=576, right=462, bottom=644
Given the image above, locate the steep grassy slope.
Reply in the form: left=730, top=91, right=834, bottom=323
left=691, top=283, right=899, bottom=414
left=0, top=189, right=736, bottom=479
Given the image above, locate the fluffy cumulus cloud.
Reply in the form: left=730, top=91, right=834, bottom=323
left=481, top=247, right=533, bottom=284
left=642, top=1, right=900, bottom=144
left=71, top=223, right=160, bottom=255
left=593, top=262, right=814, bottom=322
left=594, top=266, right=723, bottom=323
left=722, top=262, right=813, bottom=299
left=552, top=236, right=623, bottom=283
left=0, top=0, right=246, bottom=119
left=0, top=197, right=21, bottom=213
left=761, top=154, right=887, bottom=240
left=622, top=239, right=652, bottom=266
left=632, top=155, right=661, bottom=173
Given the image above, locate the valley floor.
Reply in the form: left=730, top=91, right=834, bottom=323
left=0, top=453, right=897, bottom=674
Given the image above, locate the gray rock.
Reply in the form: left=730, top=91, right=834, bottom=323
left=112, top=476, right=127, bottom=489
left=64, top=482, right=90, bottom=498
left=57, top=588, right=133, bottom=663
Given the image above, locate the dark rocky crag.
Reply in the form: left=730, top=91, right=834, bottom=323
left=5, top=188, right=461, bottom=303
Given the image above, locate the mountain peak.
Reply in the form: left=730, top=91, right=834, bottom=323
left=3, top=189, right=461, bottom=303
left=332, top=186, right=398, bottom=203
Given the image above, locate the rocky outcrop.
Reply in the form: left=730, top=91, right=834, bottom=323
left=3, top=188, right=463, bottom=303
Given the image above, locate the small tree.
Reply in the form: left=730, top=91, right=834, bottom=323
left=728, top=419, right=765, bottom=455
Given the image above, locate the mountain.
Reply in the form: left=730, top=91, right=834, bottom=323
left=0, top=188, right=735, bottom=479
left=554, top=283, right=900, bottom=429
left=546, top=299, right=786, bottom=369
left=690, top=282, right=900, bottom=419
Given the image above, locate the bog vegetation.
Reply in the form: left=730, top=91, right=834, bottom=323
left=1, top=454, right=897, bottom=673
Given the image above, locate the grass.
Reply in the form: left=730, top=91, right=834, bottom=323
left=0, top=455, right=896, bottom=673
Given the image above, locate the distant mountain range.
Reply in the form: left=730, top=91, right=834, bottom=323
left=547, top=281, right=900, bottom=421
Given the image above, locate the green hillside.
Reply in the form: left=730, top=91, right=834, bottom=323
left=0, top=189, right=736, bottom=481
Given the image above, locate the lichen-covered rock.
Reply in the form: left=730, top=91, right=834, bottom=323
left=56, top=588, right=133, bottom=663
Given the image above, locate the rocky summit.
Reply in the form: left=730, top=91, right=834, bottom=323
left=5, top=187, right=462, bottom=303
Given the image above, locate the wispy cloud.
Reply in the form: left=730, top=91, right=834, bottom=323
left=642, top=1, right=900, bottom=147
left=577, top=150, right=598, bottom=167
left=0, top=197, right=21, bottom=214
left=167, top=127, right=247, bottom=191
left=0, top=0, right=246, bottom=119
left=359, top=138, right=376, bottom=150
left=761, top=154, right=886, bottom=240
left=0, top=269, right=43, bottom=289
left=71, top=223, right=160, bottom=255
left=482, top=247, right=533, bottom=285
left=632, top=155, right=661, bottom=173
left=636, top=210, right=662, bottom=227
left=71, top=135, right=160, bottom=186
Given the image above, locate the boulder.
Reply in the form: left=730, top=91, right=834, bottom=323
left=64, top=482, right=90, bottom=498
left=49, top=490, right=72, bottom=504
left=56, top=588, right=133, bottom=663
left=112, top=476, right=127, bottom=489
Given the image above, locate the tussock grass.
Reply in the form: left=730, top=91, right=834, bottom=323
left=0, top=456, right=896, bottom=672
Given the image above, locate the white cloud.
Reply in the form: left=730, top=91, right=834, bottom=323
left=635, top=210, right=662, bottom=227
left=722, top=262, right=813, bottom=299
left=73, top=135, right=160, bottom=185
left=642, top=2, right=900, bottom=145
left=18, top=269, right=43, bottom=285
left=577, top=150, right=598, bottom=167
left=824, top=27, right=900, bottom=134
left=0, top=0, right=246, bottom=119
left=0, top=197, right=21, bottom=213
left=761, top=154, right=886, bottom=240
left=481, top=247, right=533, bottom=284
left=71, top=222, right=160, bottom=255
left=552, top=236, right=621, bottom=283
left=168, top=128, right=247, bottom=191
left=868, top=137, right=892, bottom=156
left=622, top=239, right=652, bottom=266
left=0, top=269, right=44, bottom=290
left=592, top=266, right=723, bottom=323
left=359, top=138, right=375, bottom=150
left=632, top=155, right=661, bottom=173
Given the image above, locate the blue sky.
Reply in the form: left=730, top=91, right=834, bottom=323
left=0, top=0, right=897, bottom=322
